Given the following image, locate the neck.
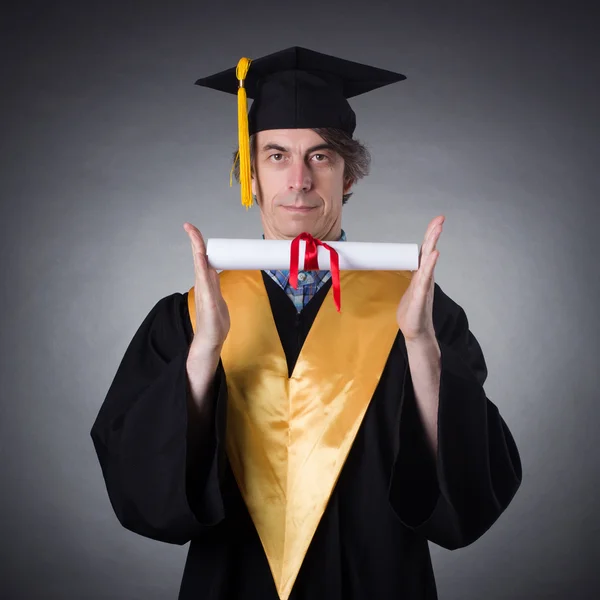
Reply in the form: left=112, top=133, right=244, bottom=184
left=263, top=226, right=342, bottom=242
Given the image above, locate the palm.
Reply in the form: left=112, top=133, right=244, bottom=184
left=396, top=215, right=444, bottom=342
left=184, top=222, right=231, bottom=350
left=199, top=274, right=230, bottom=348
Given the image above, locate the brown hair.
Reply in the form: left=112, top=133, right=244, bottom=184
left=230, top=128, right=371, bottom=205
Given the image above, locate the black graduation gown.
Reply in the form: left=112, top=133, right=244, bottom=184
left=90, top=272, right=522, bottom=600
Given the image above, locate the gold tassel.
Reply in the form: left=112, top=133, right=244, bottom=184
left=234, top=56, right=253, bottom=209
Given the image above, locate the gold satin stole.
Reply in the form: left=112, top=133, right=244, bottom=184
left=187, top=269, right=412, bottom=600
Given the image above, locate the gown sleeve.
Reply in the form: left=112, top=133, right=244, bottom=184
left=90, top=293, right=227, bottom=545
left=389, top=283, right=522, bottom=549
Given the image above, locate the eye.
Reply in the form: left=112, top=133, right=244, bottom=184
left=269, top=153, right=284, bottom=162
left=311, top=154, right=329, bottom=163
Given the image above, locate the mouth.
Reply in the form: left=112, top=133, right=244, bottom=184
left=282, top=206, right=317, bottom=213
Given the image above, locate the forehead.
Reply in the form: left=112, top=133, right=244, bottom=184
left=255, top=128, right=327, bottom=149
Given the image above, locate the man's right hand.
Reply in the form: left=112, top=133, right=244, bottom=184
left=183, top=222, right=231, bottom=358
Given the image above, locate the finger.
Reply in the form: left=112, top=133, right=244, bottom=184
left=427, top=223, right=443, bottom=255
left=419, top=228, right=436, bottom=266
left=195, top=259, right=221, bottom=315
left=425, top=217, right=444, bottom=246
left=184, top=222, right=207, bottom=256
left=421, top=215, right=445, bottom=246
left=184, top=223, right=218, bottom=308
left=183, top=223, right=201, bottom=275
left=184, top=223, right=212, bottom=281
left=419, top=215, right=445, bottom=263
left=209, top=267, right=223, bottom=295
left=421, top=219, right=437, bottom=246
left=415, top=251, right=438, bottom=300
left=422, top=221, right=444, bottom=262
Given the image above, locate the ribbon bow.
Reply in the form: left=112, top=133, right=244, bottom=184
left=290, top=232, right=341, bottom=312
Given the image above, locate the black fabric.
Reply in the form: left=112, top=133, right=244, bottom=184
left=261, top=270, right=333, bottom=376
left=194, top=46, right=406, bottom=135
left=90, top=277, right=522, bottom=599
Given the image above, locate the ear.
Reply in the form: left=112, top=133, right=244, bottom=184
left=252, top=173, right=262, bottom=207
left=343, top=176, right=355, bottom=195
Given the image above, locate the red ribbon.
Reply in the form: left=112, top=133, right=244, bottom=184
left=290, top=232, right=341, bottom=312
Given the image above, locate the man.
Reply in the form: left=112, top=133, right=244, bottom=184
left=91, top=47, right=522, bottom=600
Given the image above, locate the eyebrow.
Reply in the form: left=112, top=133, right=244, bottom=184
left=260, top=142, right=335, bottom=154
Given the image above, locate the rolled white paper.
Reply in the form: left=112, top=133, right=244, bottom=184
left=206, top=239, right=419, bottom=271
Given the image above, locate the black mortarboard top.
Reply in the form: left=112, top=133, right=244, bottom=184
left=195, top=47, right=406, bottom=209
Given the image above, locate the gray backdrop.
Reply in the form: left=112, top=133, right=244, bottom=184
left=1, top=0, right=598, bottom=598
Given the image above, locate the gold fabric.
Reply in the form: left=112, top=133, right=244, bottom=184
left=187, top=269, right=412, bottom=599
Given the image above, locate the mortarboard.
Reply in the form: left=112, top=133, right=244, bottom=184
left=195, top=46, right=406, bottom=209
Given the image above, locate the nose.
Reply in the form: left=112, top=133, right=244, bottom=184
left=287, top=159, right=313, bottom=193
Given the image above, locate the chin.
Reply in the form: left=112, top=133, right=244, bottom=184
left=285, top=223, right=310, bottom=235
left=282, top=215, right=314, bottom=229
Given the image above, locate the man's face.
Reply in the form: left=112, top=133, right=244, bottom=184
left=251, top=129, right=353, bottom=240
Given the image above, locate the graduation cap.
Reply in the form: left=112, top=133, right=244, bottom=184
left=195, top=46, right=406, bottom=209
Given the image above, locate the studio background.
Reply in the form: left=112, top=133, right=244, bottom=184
left=1, top=1, right=598, bottom=598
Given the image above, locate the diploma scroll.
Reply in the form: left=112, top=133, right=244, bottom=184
left=206, top=239, right=419, bottom=271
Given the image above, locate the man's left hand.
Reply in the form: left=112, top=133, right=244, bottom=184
left=396, top=215, right=445, bottom=343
